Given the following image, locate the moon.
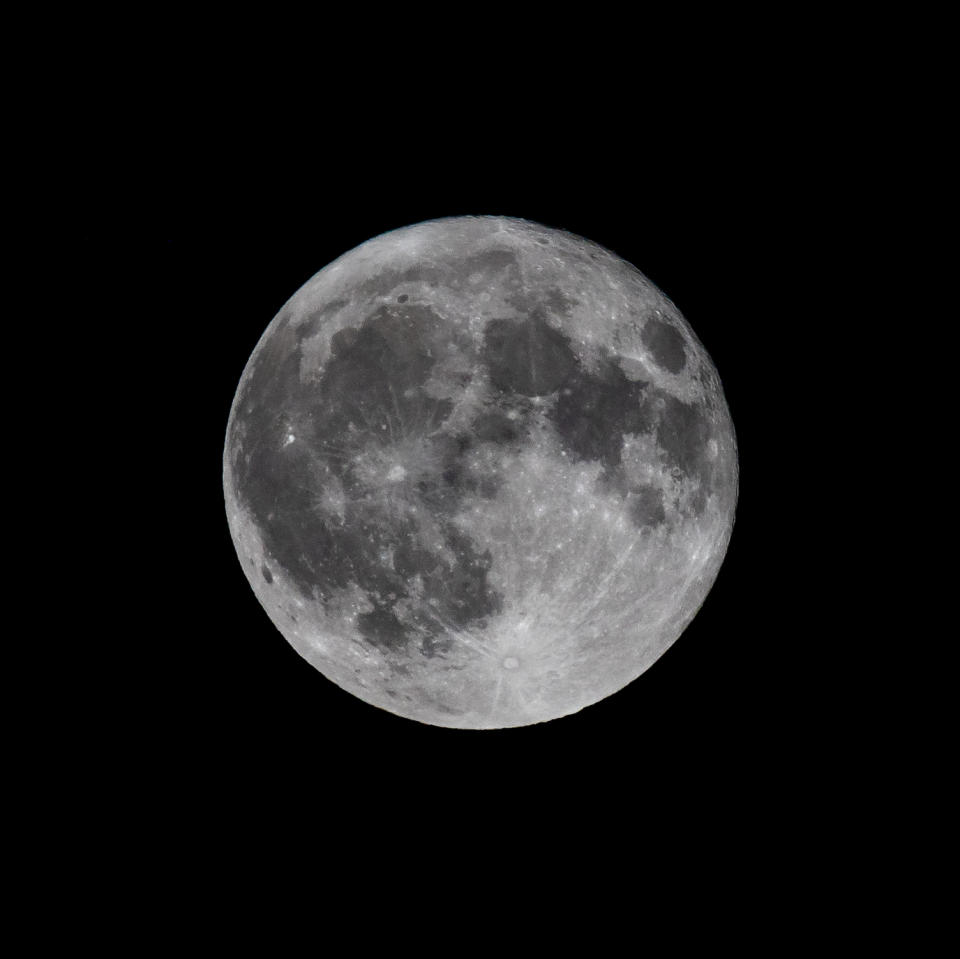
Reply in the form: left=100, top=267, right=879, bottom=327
left=223, top=216, right=738, bottom=728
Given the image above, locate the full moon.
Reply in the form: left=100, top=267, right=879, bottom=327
left=223, top=217, right=738, bottom=728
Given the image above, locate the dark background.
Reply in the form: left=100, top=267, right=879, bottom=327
left=97, top=108, right=828, bottom=826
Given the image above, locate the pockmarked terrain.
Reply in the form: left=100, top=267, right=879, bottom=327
left=224, top=217, right=738, bottom=728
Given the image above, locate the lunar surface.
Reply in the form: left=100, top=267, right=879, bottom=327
left=223, top=216, right=737, bottom=728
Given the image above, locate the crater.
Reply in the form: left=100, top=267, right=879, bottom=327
left=641, top=317, right=686, bottom=374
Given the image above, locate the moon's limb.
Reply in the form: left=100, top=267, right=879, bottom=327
left=223, top=216, right=737, bottom=728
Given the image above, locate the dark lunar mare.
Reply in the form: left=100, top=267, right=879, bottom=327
left=229, top=301, right=504, bottom=657
left=482, top=310, right=577, bottom=396
left=551, top=357, right=655, bottom=472
left=473, top=311, right=717, bottom=528
left=556, top=356, right=715, bottom=524
left=626, top=485, right=667, bottom=529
